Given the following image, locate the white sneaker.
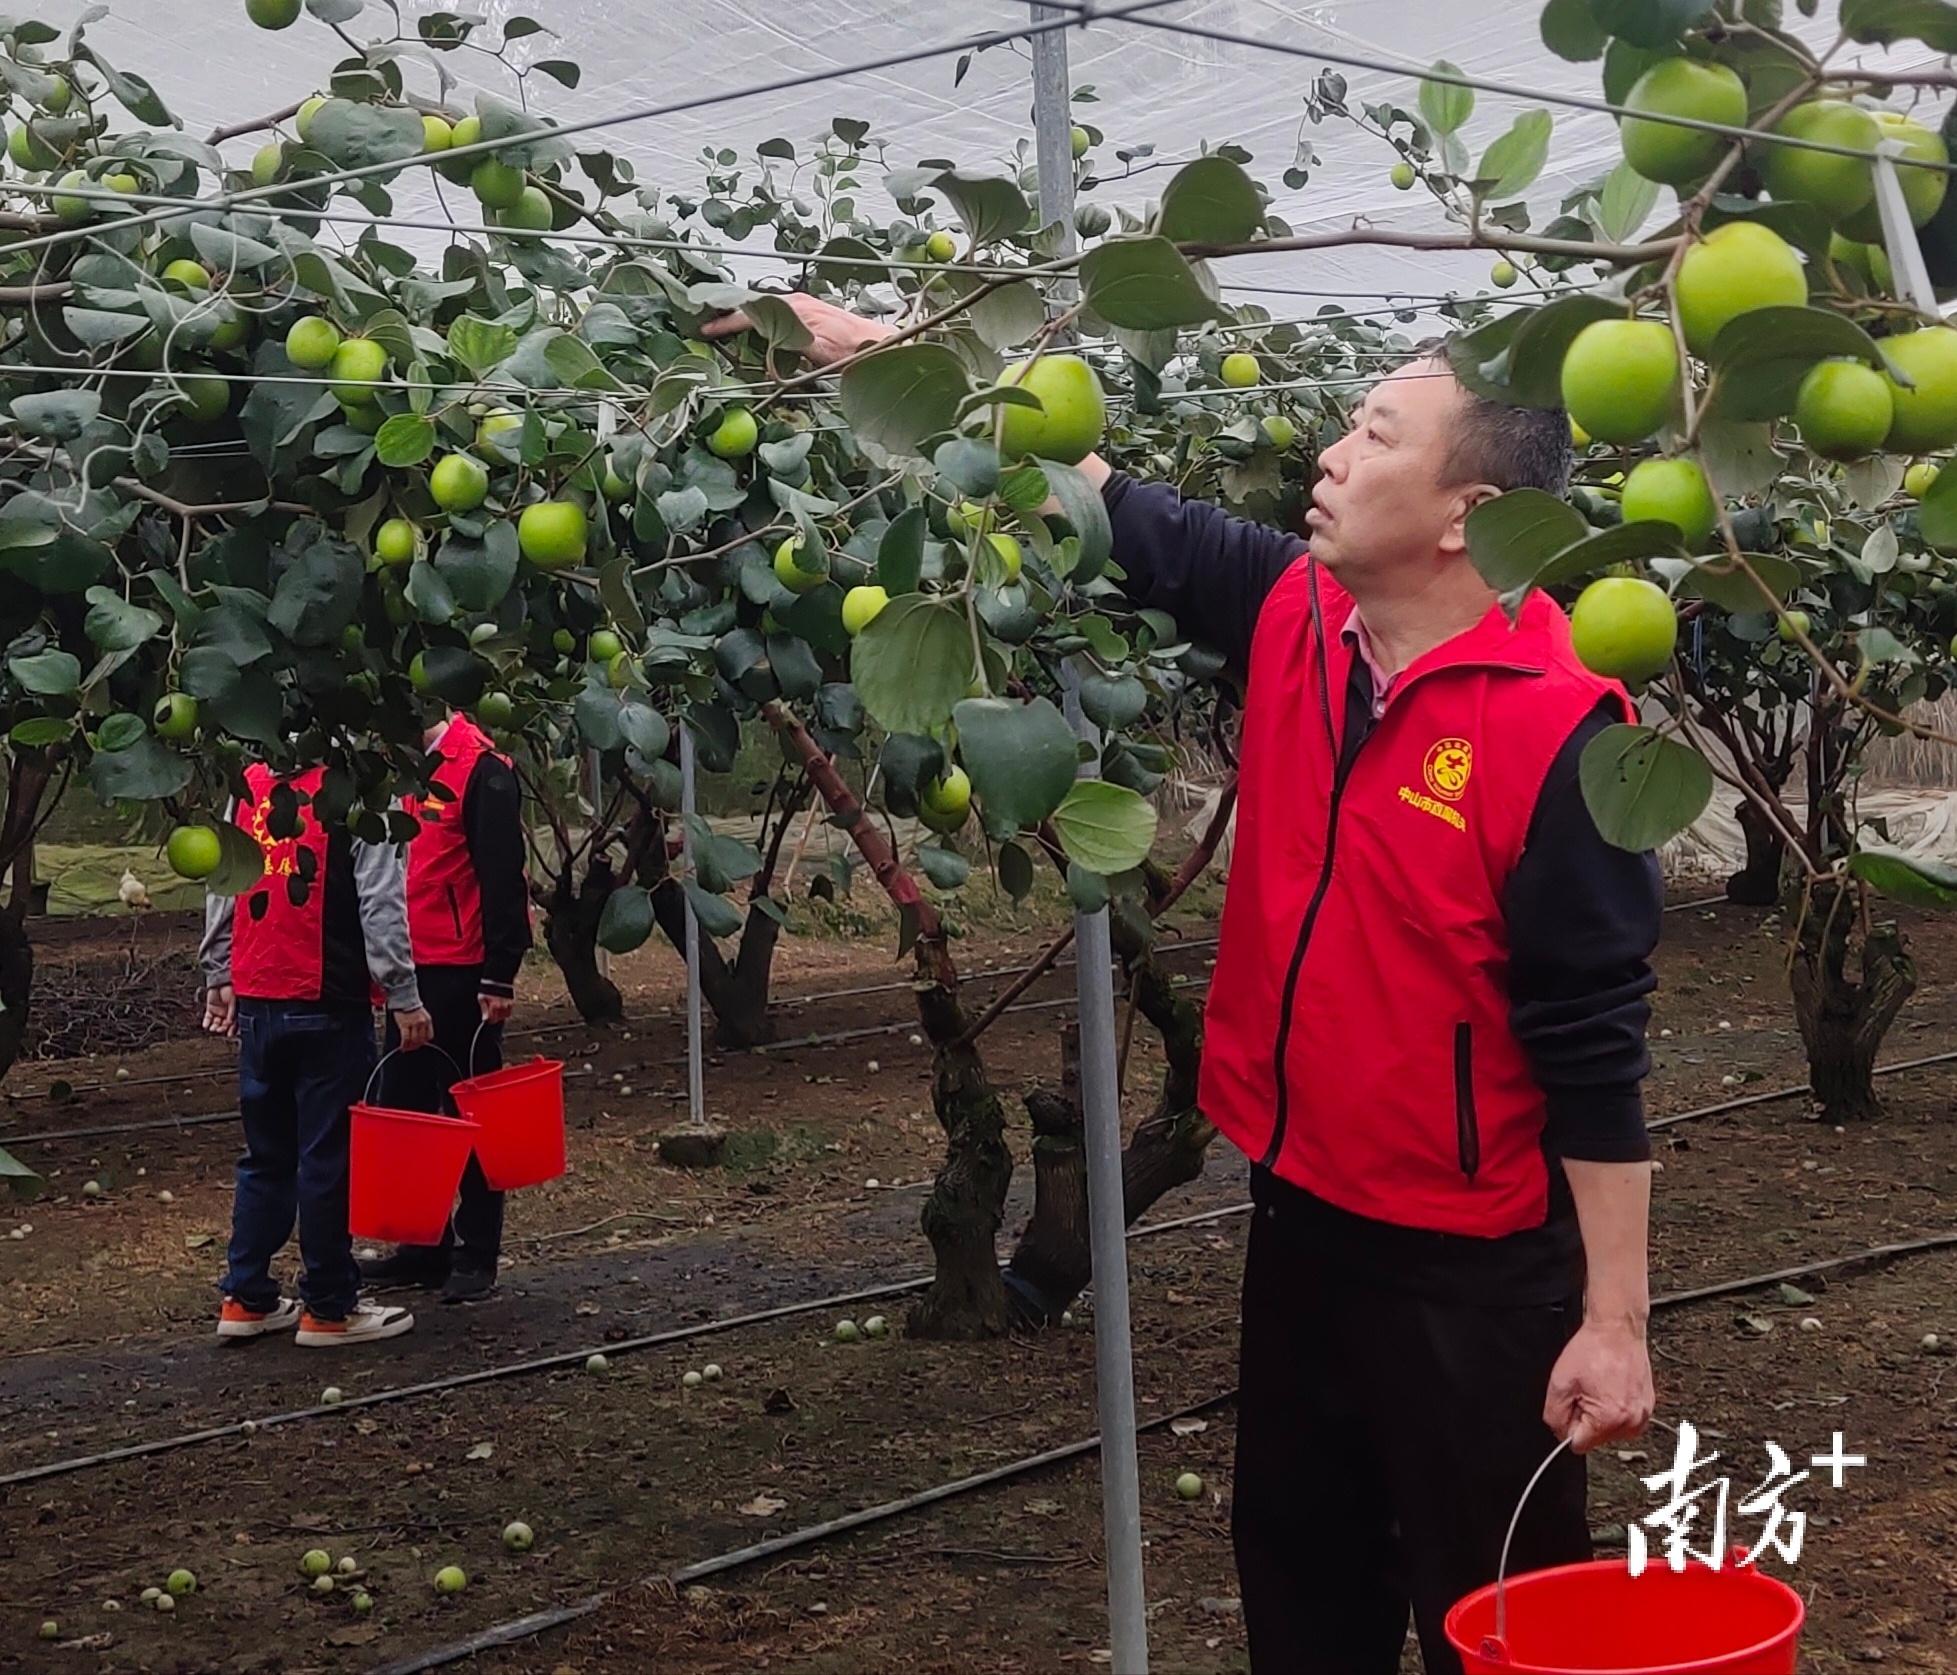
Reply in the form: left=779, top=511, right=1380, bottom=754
left=217, top=1296, right=302, bottom=1340
left=295, top=1300, right=415, bottom=1346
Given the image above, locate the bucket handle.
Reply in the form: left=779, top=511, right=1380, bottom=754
left=466, top=1018, right=504, bottom=1079
left=1485, top=1435, right=1575, bottom=1655
left=362, top=1044, right=463, bottom=1108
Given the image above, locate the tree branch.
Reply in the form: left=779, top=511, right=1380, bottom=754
left=205, top=100, right=307, bottom=146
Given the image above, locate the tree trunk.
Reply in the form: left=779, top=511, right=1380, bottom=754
left=0, top=900, right=32, bottom=1082
left=648, top=878, right=780, bottom=1048
left=908, top=970, right=1014, bottom=1341
left=1789, top=882, right=1916, bottom=1122
left=544, top=861, right=623, bottom=1025
left=1003, top=954, right=1216, bottom=1326
left=1725, top=797, right=1786, bottom=907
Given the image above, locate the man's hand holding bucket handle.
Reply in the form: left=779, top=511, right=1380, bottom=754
left=478, top=993, right=513, bottom=1026
left=1545, top=1157, right=1657, bottom=1453
left=394, top=1005, right=434, bottom=1051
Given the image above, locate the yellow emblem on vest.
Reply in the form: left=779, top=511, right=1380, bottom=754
left=1422, top=737, right=1473, bottom=802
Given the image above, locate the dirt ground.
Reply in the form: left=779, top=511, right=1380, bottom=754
left=2, top=896, right=1956, bottom=1673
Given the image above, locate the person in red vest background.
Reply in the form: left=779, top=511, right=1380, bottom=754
left=360, top=706, right=531, bottom=1305
left=200, top=764, right=434, bottom=1346
left=706, top=297, right=1662, bottom=1675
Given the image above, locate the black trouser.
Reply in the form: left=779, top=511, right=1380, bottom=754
left=1232, top=1185, right=1590, bottom=1674
left=379, top=965, right=504, bottom=1277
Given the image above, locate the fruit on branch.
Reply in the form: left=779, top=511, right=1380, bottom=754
left=1390, top=161, right=1415, bottom=190
left=842, top=585, right=889, bottom=634
left=1261, top=413, right=1297, bottom=449
left=498, top=185, right=552, bottom=231
left=1761, top=101, right=1878, bottom=222
left=250, top=143, right=283, bottom=187
left=918, top=767, right=973, bottom=834
left=1620, top=457, right=1717, bottom=550
left=421, top=114, right=453, bottom=152
left=296, top=96, right=327, bottom=141
left=50, top=170, right=92, bottom=222
left=373, top=518, right=418, bottom=567
left=706, top=406, right=759, bottom=459
left=247, top=0, right=303, bottom=27
left=476, top=409, right=523, bottom=459
left=1778, top=610, right=1811, bottom=644
left=327, top=337, right=388, bottom=405
left=284, top=314, right=340, bottom=369
left=924, top=229, right=956, bottom=262
left=1881, top=326, right=1957, bottom=453
left=774, top=535, right=826, bottom=594
left=1220, top=352, right=1260, bottom=388
left=430, top=453, right=490, bottom=513
left=1840, top=111, right=1948, bottom=241
left=1559, top=319, right=1677, bottom=445
left=985, top=533, right=1024, bottom=583
left=1569, top=576, right=1678, bottom=684
left=1619, top=58, right=1747, bottom=187
left=153, top=694, right=198, bottom=742
left=588, top=629, right=622, bottom=664
left=1674, top=222, right=1806, bottom=356
left=1489, top=258, right=1517, bottom=288
left=166, top=827, right=222, bottom=881
left=1071, top=125, right=1091, bottom=158
left=996, top=353, right=1107, bottom=464
left=1793, top=360, right=1894, bottom=462
left=471, top=159, right=527, bottom=210
left=1906, top=460, right=1942, bottom=498
left=517, top=500, right=588, bottom=569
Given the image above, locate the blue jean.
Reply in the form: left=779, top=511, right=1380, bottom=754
left=221, top=1000, right=377, bottom=1321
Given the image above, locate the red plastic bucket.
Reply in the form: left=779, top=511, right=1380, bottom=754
left=449, top=1057, right=566, bottom=1191
left=1446, top=1555, right=1805, bottom=1673
left=349, top=1104, right=480, bottom=1245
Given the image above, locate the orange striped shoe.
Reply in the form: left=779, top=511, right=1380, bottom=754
left=216, top=1296, right=301, bottom=1340
left=295, top=1300, right=414, bottom=1347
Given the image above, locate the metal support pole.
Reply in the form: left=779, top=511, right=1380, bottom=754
left=586, top=749, right=609, bottom=982
left=678, top=723, right=705, bottom=1125
left=1873, top=141, right=1940, bottom=317
left=1035, top=14, right=1147, bottom=1665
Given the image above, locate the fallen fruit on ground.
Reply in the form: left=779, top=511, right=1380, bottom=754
left=434, top=1566, right=467, bottom=1595
left=585, top=1352, right=609, bottom=1373
left=300, top=1550, right=332, bottom=1578
left=353, top=1592, right=373, bottom=1613
left=1175, top=1471, right=1204, bottom=1500
left=503, top=1521, right=534, bottom=1552
left=863, top=1315, right=888, bottom=1338
left=834, top=1318, right=860, bottom=1343
left=320, top=1386, right=344, bottom=1405
left=702, top=1362, right=723, bottom=1380
left=165, top=1569, right=196, bottom=1596
left=683, top=1369, right=704, bottom=1389
left=1570, top=576, right=1679, bottom=684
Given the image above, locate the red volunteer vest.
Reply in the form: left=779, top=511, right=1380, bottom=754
left=232, top=764, right=332, bottom=1002
left=1198, top=560, right=1632, bottom=1238
left=405, top=715, right=506, bottom=967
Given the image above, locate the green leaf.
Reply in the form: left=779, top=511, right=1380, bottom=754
left=683, top=879, right=743, bottom=940
left=434, top=520, right=519, bottom=614
left=1695, top=420, right=1784, bottom=499
left=998, top=839, right=1035, bottom=902
left=268, top=534, right=363, bottom=647
left=878, top=505, right=927, bottom=595
left=1081, top=236, right=1219, bottom=331
left=1541, top=0, right=1609, bottom=60
left=952, top=696, right=1079, bottom=837
left=1156, top=156, right=1264, bottom=244
left=61, top=307, right=149, bottom=347
left=1077, top=670, right=1148, bottom=732
left=1668, top=552, right=1797, bottom=611
left=968, top=281, right=1048, bottom=352
left=375, top=412, right=436, bottom=467
left=850, top=593, right=973, bottom=735
left=11, top=388, right=101, bottom=441
left=935, top=438, right=1000, bottom=499
left=1504, top=295, right=1623, bottom=409
left=534, top=59, right=581, bottom=89
left=544, top=333, right=622, bottom=391
left=619, top=701, right=670, bottom=762
left=767, top=632, right=822, bottom=701
left=413, top=645, right=487, bottom=705
left=1590, top=0, right=1718, bottom=46
left=447, top=314, right=518, bottom=375
left=86, top=734, right=191, bottom=802
left=1706, top=308, right=1879, bottom=423
left=1474, top=110, right=1553, bottom=202
left=189, top=222, right=280, bottom=272
left=576, top=685, right=623, bottom=752
left=1578, top=724, right=1713, bottom=851
left=879, top=733, right=946, bottom=818
left=1050, top=780, right=1159, bottom=875
left=1066, top=862, right=1111, bottom=915
left=203, top=819, right=267, bottom=898
left=83, top=586, right=162, bottom=652
left=839, top=343, right=971, bottom=457
left=1596, top=159, right=1660, bottom=242
left=1463, top=489, right=1588, bottom=595
left=1847, top=845, right=1957, bottom=907
left=928, top=169, right=1030, bottom=247
left=1840, top=0, right=1957, bottom=51
left=10, top=717, right=73, bottom=746
left=8, top=649, right=81, bottom=695
left=741, top=294, right=813, bottom=351
left=597, top=884, right=654, bottom=953
left=1041, top=460, right=1113, bottom=584
left=1418, top=60, right=1474, bottom=136
left=917, top=844, right=971, bottom=890
left=306, top=100, right=426, bottom=170
left=405, top=559, right=456, bottom=624
left=0, top=1143, right=39, bottom=1200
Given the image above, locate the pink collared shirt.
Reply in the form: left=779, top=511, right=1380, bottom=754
left=1340, top=606, right=1395, bottom=719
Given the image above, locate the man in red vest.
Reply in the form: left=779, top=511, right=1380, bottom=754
left=706, top=298, right=1662, bottom=1675
left=200, top=765, right=435, bottom=1346
left=359, top=708, right=531, bottom=1304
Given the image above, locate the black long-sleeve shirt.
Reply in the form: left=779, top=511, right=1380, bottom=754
left=459, top=753, right=532, bottom=998
left=1105, top=472, right=1661, bottom=1296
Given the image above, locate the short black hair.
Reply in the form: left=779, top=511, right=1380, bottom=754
left=1412, top=337, right=1572, bottom=500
